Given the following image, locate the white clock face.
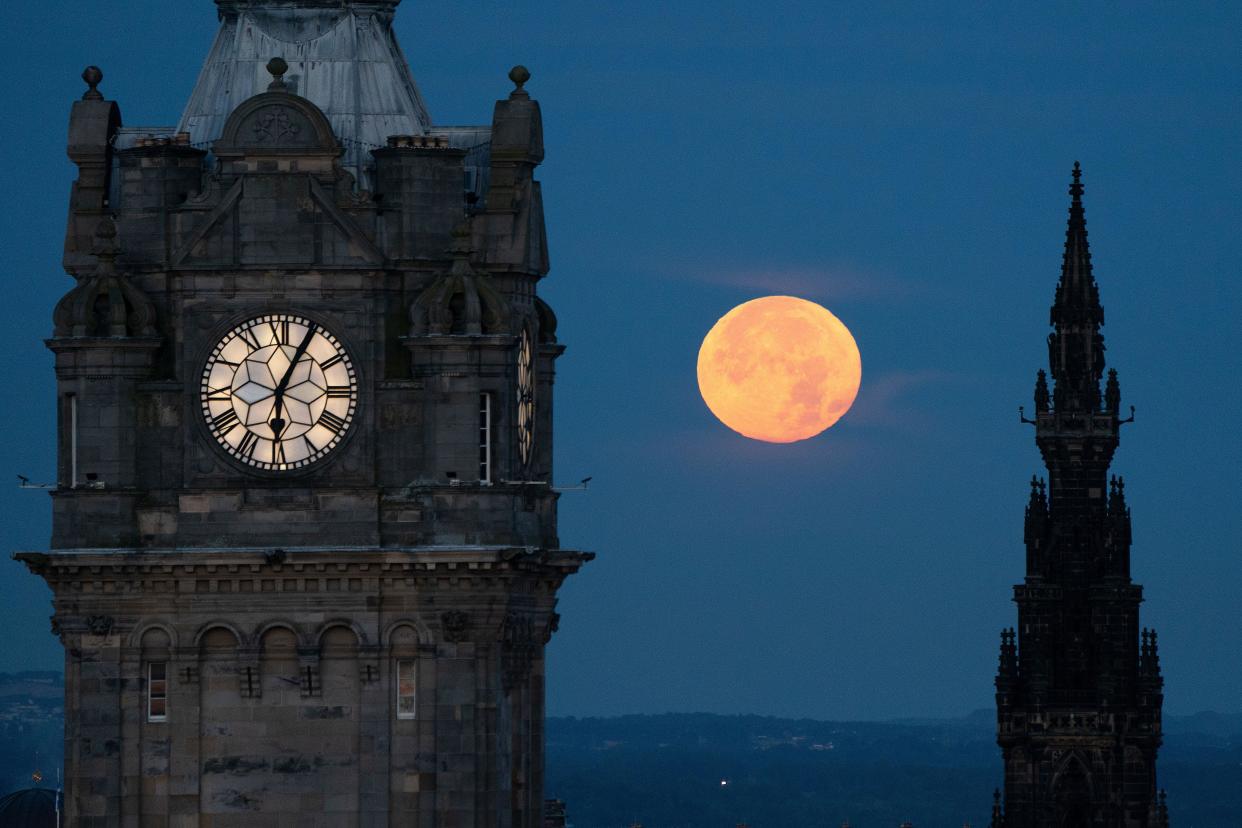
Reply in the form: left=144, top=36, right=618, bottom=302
left=516, top=328, right=534, bottom=467
left=200, top=314, right=357, bottom=471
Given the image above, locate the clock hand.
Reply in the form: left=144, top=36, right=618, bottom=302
left=269, top=322, right=318, bottom=439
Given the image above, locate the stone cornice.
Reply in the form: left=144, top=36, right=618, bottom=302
left=15, top=547, right=593, bottom=585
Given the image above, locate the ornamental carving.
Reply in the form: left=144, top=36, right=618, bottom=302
left=542, top=612, right=560, bottom=644
left=214, top=92, right=340, bottom=156
left=251, top=106, right=303, bottom=143
left=441, top=610, right=470, bottom=643
left=500, top=612, right=536, bottom=692
left=408, top=222, right=509, bottom=337
left=85, top=615, right=114, bottom=636
left=52, top=218, right=158, bottom=339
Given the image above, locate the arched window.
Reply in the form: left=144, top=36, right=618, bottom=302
left=390, top=625, right=420, bottom=720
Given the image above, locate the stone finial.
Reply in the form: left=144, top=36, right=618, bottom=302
left=508, top=64, right=531, bottom=98
left=81, top=65, right=104, bottom=101
left=267, top=56, right=289, bottom=91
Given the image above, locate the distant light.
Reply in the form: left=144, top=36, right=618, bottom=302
left=720, top=779, right=728, bottom=787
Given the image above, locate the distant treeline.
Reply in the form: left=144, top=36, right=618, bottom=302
left=545, top=712, right=1242, bottom=827
left=0, top=674, right=1237, bottom=826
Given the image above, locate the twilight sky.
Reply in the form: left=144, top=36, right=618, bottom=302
left=0, top=1, right=1238, bottom=720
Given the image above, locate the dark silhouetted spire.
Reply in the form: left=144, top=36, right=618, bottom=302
left=1033, top=369, right=1050, bottom=413
left=1000, top=163, right=1164, bottom=825
left=1047, top=162, right=1106, bottom=413
left=997, top=628, right=1018, bottom=678
left=1108, top=475, right=1127, bottom=516
left=1104, top=367, right=1121, bottom=414
left=1023, top=476, right=1048, bottom=566
left=1140, top=628, right=1163, bottom=681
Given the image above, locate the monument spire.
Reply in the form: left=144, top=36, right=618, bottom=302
left=1046, top=162, right=1106, bottom=413
left=995, top=164, right=1168, bottom=826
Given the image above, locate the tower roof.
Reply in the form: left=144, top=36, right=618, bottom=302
left=177, top=0, right=432, bottom=186
left=1052, top=162, right=1102, bottom=329
left=1046, top=162, right=1106, bottom=412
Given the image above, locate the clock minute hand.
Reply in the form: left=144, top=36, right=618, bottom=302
left=269, top=322, right=318, bottom=439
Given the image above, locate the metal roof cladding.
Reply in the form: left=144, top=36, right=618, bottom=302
left=177, top=0, right=433, bottom=188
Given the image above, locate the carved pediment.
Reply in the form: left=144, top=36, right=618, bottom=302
left=240, top=103, right=314, bottom=148
left=214, top=92, right=339, bottom=156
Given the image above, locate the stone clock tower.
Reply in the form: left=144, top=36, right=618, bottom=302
left=19, top=2, right=590, bottom=825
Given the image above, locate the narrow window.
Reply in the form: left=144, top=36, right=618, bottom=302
left=478, top=392, right=492, bottom=484
left=396, top=660, right=417, bottom=720
left=147, top=662, right=167, bottom=722
left=67, top=393, right=78, bottom=489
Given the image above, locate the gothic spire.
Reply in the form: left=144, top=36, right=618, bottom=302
left=1046, top=162, right=1106, bottom=413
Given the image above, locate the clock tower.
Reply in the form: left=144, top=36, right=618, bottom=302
left=19, top=2, right=590, bottom=826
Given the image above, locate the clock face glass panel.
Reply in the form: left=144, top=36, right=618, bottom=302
left=200, top=314, right=357, bottom=471
left=516, top=328, right=535, bottom=466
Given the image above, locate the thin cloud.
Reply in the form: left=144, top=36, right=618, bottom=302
left=649, top=260, right=919, bottom=302
left=845, top=369, right=968, bottom=430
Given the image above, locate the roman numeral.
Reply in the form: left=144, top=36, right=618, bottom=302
left=205, top=387, right=231, bottom=401
left=212, top=409, right=240, bottom=436
left=320, top=354, right=343, bottom=370
left=319, top=411, right=348, bottom=435
left=238, top=431, right=259, bottom=458
left=326, top=385, right=351, bottom=398
left=238, top=327, right=263, bottom=350
left=304, top=433, right=320, bottom=454
left=269, top=320, right=290, bottom=345
left=273, top=441, right=287, bottom=465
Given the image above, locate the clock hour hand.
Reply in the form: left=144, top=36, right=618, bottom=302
left=269, top=322, right=318, bottom=439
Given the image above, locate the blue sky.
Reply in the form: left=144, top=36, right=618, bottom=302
left=0, top=1, right=1238, bottom=720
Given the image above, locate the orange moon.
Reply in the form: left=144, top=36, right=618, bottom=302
left=696, top=296, right=862, bottom=443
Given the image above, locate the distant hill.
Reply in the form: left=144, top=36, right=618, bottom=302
left=546, top=712, right=1242, bottom=827
left=0, top=672, right=63, bottom=795
left=0, top=673, right=1236, bottom=826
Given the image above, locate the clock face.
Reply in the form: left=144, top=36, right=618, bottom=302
left=516, top=328, right=535, bottom=467
left=200, top=314, right=358, bottom=471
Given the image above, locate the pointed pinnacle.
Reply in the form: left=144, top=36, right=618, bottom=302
left=1068, top=162, right=1085, bottom=210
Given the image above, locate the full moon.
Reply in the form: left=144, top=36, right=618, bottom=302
left=697, top=295, right=862, bottom=443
